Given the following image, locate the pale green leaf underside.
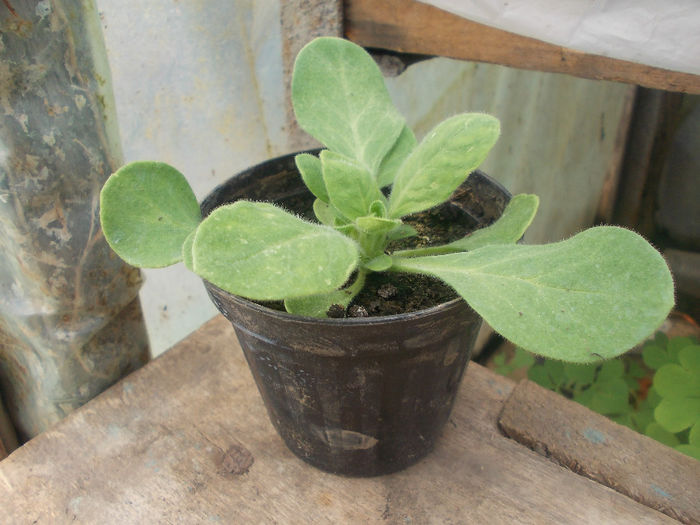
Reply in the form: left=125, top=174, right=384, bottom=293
left=392, top=226, right=674, bottom=363
left=388, top=113, right=500, bottom=218
left=99, top=161, right=201, bottom=267
left=192, top=201, right=359, bottom=300
left=292, top=37, right=405, bottom=173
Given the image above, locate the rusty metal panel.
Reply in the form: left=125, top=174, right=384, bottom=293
left=0, top=0, right=149, bottom=439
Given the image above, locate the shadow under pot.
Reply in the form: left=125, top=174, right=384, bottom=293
left=200, top=149, right=510, bottom=477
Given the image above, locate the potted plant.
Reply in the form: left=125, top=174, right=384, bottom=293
left=99, top=37, right=674, bottom=476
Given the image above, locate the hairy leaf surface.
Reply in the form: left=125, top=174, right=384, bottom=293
left=447, top=194, right=539, bottom=251
left=321, top=150, right=384, bottom=220
left=100, top=161, right=201, bottom=267
left=393, top=227, right=674, bottom=362
left=388, top=114, right=500, bottom=218
left=193, top=201, right=358, bottom=300
left=396, top=193, right=539, bottom=257
left=376, top=125, right=417, bottom=188
left=292, top=37, right=405, bottom=173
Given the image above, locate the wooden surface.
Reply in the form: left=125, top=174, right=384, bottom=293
left=0, top=315, right=686, bottom=524
left=500, top=379, right=700, bottom=524
left=344, top=0, right=700, bottom=94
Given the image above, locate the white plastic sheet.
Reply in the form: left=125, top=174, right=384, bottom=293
left=419, top=0, right=700, bottom=75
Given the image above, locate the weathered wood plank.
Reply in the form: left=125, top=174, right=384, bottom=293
left=0, top=316, right=678, bottom=523
left=280, top=0, right=342, bottom=151
left=344, top=0, right=700, bottom=94
left=499, top=379, right=700, bottom=524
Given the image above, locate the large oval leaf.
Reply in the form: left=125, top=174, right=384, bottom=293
left=192, top=201, right=359, bottom=300
left=292, top=37, right=405, bottom=174
left=392, top=226, right=674, bottom=362
left=99, top=161, right=201, bottom=267
left=388, top=113, right=500, bottom=218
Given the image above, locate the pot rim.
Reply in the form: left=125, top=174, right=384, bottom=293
left=205, top=280, right=467, bottom=327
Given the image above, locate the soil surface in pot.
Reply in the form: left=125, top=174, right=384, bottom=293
left=257, top=180, right=493, bottom=318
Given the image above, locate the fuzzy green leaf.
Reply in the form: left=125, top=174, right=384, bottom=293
left=368, top=200, right=387, bottom=218
left=447, top=194, right=539, bottom=251
left=313, top=199, right=336, bottom=226
left=376, top=125, right=417, bottom=188
left=320, top=150, right=384, bottom=220
left=192, top=201, right=359, bottom=300
left=284, top=289, right=355, bottom=318
left=356, top=216, right=402, bottom=235
left=387, top=223, right=418, bottom=241
left=284, top=271, right=365, bottom=317
left=388, top=113, right=500, bottom=218
left=292, top=37, right=405, bottom=173
left=364, top=254, right=393, bottom=272
left=182, top=229, right=196, bottom=271
left=296, top=153, right=328, bottom=202
left=392, top=226, right=674, bottom=362
left=100, top=161, right=201, bottom=267
left=395, top=193, right=539, bottom=257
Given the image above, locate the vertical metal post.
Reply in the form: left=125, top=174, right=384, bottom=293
left=280, top=0, right=342, bottom=151
left=0, top=0, right=149, bottom=440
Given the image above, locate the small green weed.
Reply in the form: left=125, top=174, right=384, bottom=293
left=494, top=333, right=700, bottom=460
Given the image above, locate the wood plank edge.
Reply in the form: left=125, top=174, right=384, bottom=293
left=498, top=379, right=700, bottom=524
left=344, top=0, right=700, bottom=94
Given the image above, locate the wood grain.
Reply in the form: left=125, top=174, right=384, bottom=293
left=344, top=0, right=700, bottom=94
left=0, top=316, right=679, bottom=523
left=499, top=379, right=700, bottom=524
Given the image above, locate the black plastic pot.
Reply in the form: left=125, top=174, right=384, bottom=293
left=201, top=151, right=510, bottom=476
